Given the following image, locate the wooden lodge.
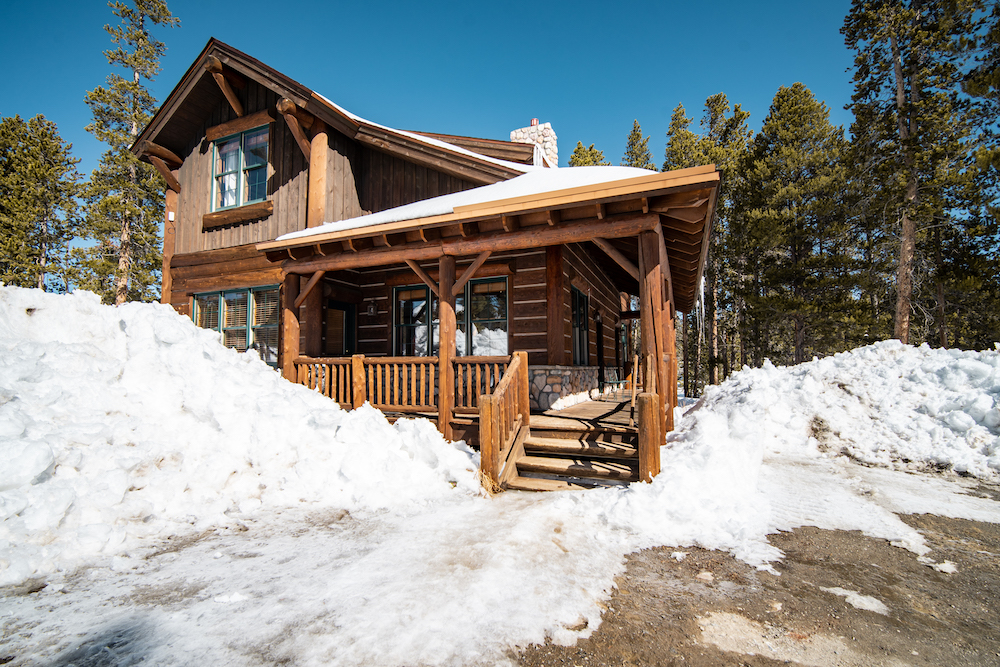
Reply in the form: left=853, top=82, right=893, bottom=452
left=133, top=39, right=720, bottom=492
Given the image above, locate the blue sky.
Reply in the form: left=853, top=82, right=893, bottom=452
left=1, top=0, right=855, bottom=175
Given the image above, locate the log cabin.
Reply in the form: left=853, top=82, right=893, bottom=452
left=133, top=38, right=720, bottom=492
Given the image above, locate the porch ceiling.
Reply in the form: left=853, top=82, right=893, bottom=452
left=257, top=165, right=720, bottom=313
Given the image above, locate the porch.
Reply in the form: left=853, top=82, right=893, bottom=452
left=293, top=352, right=664, bottom=491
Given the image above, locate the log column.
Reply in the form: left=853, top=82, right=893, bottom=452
left=161, top=187, right=177, bottom=305
left=546, top=246, right=566, bottom=365
left=301, top=120, right=328, bottom=357
left=281, top=273, right=301, bottom=382
left=438, top=255, right=457, bottom=439
left=638, top=230, right=667, bottom=452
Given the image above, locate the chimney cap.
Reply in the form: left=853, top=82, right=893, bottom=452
left=530, top=118, right=539, bottom=126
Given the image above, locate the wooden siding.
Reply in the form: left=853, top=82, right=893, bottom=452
left=167, top=244, right=282, bottom=316
left=562, top=243, right=622, bottom=368
left=358, top=146, right=477, bottom=215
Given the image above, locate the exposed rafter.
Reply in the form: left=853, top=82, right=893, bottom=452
left=277, top=98, right=313, bottom=159
left=205, top=55, right=244, bottom=117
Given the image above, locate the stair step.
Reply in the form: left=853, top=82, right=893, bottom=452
left=528, top=428, right=637, bottom=444
left=517, top=455, right=638, bottom=481
left=524, top=436, right=638, bottom=459
left=505, top=476, right=602, bottom=492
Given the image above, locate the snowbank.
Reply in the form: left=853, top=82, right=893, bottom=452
left=0, top=287, right=480, bottom=586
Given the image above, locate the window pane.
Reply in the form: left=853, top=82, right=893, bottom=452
left=217, top=172, right=238, bottom=209
left=472, top=324, right=507, bottom=356
left=470, top=280, right=507, bottom=321
left=245, top=166, right=267, bottom=203
left=195, top=294, right=219, bottom=330
left=224, top=328, right=248, bottom=352
left=252, top=327, right=278, bottom=365
left=224, top=291, right=248, bottom=328
left=253, top=288, right=279, bottom=326
left=397, top=289, right=428, bottom=326
left=243, top=128, right=268, bottom=168
left=216, top=138, right=240, bottom=173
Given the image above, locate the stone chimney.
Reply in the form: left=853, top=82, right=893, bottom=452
left=510, top=120, right=558, bottom=167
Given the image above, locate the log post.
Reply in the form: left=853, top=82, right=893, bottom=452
left=281, top=273, right=300, bottom=381
left=351, top=354, right=366, bottom=409
left=161, top=188, right=177, bottom=305
left=438, top=255, right=456, bottom=439
left=307, top=120, right=328, bottom=228
left=302, top=281, right=323, bottom=357
left=516, top=350, right=530, bottom=426
left=637, top=392, right=661, bottom=482
left=638, top=230, right=667, bottom=445
left=546, top=246, right=566, bottom=365
left=479, top=395, right=498, bottom=487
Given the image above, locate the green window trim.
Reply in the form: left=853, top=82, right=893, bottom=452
left=212, top=125, right=269, bottom=212
left=193, top=285, right=280, bottom=367
left=393, top=277, right=509, bottom=357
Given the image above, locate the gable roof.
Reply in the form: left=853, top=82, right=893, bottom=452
left=132, top=38, right=532, bottom=184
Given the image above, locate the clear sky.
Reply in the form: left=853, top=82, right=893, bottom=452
left=1, top=0, right=855, bottom=176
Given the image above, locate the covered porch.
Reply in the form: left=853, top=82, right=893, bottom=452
left=257, top=165, right=720, bottom=491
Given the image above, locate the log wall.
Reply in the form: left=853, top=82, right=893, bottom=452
left=562, top=243, right=622, bottom=368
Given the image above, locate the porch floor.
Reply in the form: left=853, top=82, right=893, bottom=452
left=531, top=391, right=638, bottom=432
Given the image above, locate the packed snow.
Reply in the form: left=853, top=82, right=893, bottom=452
left=1, top=286, right=998, bottom=666
left=276, top=165, right=657, bottom=241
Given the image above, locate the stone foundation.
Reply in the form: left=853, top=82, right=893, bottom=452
left=528, top=365, right=599, bottom=411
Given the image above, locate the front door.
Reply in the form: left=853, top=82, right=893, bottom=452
left=325, top=300, right=356, bottom=356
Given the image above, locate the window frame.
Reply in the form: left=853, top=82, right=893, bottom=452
left=192, top=285, right=280, bottom=367
left=211, top=125, right=270, bottom=212
left=571, top=286, right=589, bottom=366
left=392, top=277, right=509, bottom=357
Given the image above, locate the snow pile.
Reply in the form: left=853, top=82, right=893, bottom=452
left=0, top=287, right=480, bottom=587
left=700, top=341, right=1000, bottom=477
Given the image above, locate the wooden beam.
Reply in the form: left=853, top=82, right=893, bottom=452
left=205, top=55, right=243, bottom=117
left=593, top=238, right=639, bottom=281
left=657, top=224, right=675, bottom=308
left=545, top=209, right=561, bottom=226
left=546, top=246, right=565, bottom=365
left=404, top=259, right=440, bottom=297
left=281, top=212, right=661, bottom=274
left=205, top=109, right=276, bottom=143
left=149, top=155, right=181, bottom=193
left=596, top=202, right=606, bottom=219
left=202, top=200, right=273, bottom=230
left=663, top=205, right=707, bottom=224
left=294, top=270, right=326, bottom=309
left=312, top=244, right=327, bottom=257
left=275, top=97, right=314, bottom=131
left=637, top=392, right=661, bottom=481
left=641, top=197, right=650, bottom=214
left=501, top=214, right=519, bottom=232
left=307, top=120, right=328, bottom=228
left=638, top=230, right=667, bottom=444
left=459, top=221, right=478, bottom=238
left=343, top=238, right=357, bottom=252
left=418, top=227, right=441, bottom=243
left=277, top=98, right=312, bottom=159
left=452, top=251, right=491, bottom=296
left=138, top=140, right=183, bottom=168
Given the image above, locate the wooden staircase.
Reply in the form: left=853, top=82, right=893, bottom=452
left=505, top=425, right=640, bottom=492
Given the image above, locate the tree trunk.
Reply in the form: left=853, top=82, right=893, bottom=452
left=934, top=226, right=948, bottom=347
left=890, top=24, right=919, bottom=344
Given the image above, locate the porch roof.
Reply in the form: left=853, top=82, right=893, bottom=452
left=257, top=164, right=720, bottom=313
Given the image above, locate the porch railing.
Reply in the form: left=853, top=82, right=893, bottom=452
left=479, top=351, right=530, bottom=488
left=293, top=354, right=511, bottom=415
left=453, top=356, right=509, bottom=414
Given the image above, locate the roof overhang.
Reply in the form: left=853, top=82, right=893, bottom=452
left=258, top=165, right=721, bottom=313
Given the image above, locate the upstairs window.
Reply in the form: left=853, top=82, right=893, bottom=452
left=194, top=286, right=279, bottom=366
left=213, top=126, right=268, bottom=210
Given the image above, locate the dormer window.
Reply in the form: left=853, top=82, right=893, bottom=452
left=213, top=126, right=268, bottom=210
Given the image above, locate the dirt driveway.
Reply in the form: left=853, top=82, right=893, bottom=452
left=516, top=482, right=1000, bottom=667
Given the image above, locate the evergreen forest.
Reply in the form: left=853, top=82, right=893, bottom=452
left=571, top=0, right=1000, bottom=396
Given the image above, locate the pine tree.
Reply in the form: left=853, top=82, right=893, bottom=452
left=843, top=0, right=984, bottom=344
left=80, top=0, right=178, bottom=304
left=0, top=115, right=81, bottom=290
left=568, top=141, right=611, bottom=166
left=620, top=120, right=656, bottom=170
left=739, top=83, right=852, bottom=365
left=662, top=104, right=703, bottom=171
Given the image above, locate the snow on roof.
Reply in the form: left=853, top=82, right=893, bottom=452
left=313, top=92, right=536, bottom=175
left=276, top=165, right=657, bottom=243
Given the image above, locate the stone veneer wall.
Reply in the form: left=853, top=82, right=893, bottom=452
left=529, top=365, right=599, bottom=411
left=510, top=122, right=558, bottom=167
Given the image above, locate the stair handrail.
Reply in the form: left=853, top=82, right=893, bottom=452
left=479, top=351, right=529, bottom=490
